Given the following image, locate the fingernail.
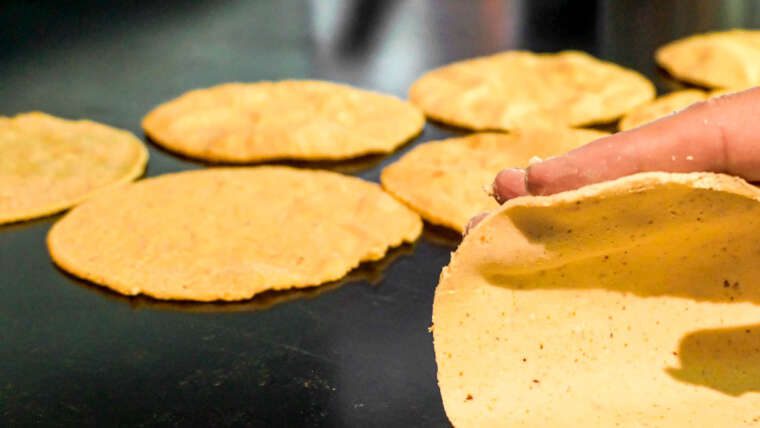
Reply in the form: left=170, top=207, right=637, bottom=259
left=493, top=168, right=528, bottom=203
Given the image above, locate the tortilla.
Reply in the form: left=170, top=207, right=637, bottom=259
left=142, top=80, right=425, bottom=163
left=656, top=29, right=760, bottom=89
left=380, top=128, right=607, bottom=233
left=433, top=172, right=760, bottom=427
left=618, top=89, right=707, bottom=131
left=48, top=167, right=422, bottom=302
left=0, top=112, right=148, bottom=225
left=409, top=50, right=654, bottom=130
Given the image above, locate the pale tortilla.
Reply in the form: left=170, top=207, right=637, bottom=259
left=618, top=89, right=707, bottom=131
left=433, top=172, right=760, bottom=427
left=0, top=112, right=148, bottom=225
left=142, top=80, right=425, bottom=163
left=409, top=50, right=655, bottom=130
left=656, top=29, right=760, bottom=89
left=48, top=167, right=422, bottom=301
left=380, top=128, right=607, bottom=232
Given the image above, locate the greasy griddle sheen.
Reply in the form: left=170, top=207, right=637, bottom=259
left=656, top=29, right=760, bottom=89
left=380, top=128, right=607, bottom=232
left=48, top=167, right=422, bottom=301
left=409, top=50, right=654, bottom=130
left=0, top=112, right=148, bottom=225
left=142, top=80, right=425, bottom=163
left=433, top=172, right=760, bottom=427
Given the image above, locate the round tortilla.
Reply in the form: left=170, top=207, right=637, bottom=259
left=433, top=172, right=760, bottom=427
left=409, top=50, right=654, bottom=130
left=142, top=80, right=425, bottom=163
left=380, top=128, right=607, bottom=233
left=656, top=29, right=760, bottom=89
left=618, top=89, right=707, bottom=131
left=0, top=112, right=148, bottom=225
left=48, top=167, right=422, bottom=302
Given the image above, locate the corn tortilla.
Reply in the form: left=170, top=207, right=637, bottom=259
left=0, top=112, right=148, bottom=225
left=409, top=50, right=654, bottom=130
left=142, top=80, right=425, bottom=163
left=618, top=89, right=707, bottom=131
left=48, top=167, right=422, bottom=302
left=433, top=172, right=760, bottom=427
left=656, top=29, right=760, bottom=89
left=380, top=128, right=607, bottom=233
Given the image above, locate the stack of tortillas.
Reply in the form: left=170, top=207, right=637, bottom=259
left=433, top=172, right=760, bottom=426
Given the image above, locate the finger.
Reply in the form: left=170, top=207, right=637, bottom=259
left=525, top=87, right=760, bottom=196
left=464, top=212, right=489, bottom=235
left=492, top=168, right=528, bottom=203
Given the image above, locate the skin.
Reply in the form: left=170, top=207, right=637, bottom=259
left=465, top=87, right=760, bottom=234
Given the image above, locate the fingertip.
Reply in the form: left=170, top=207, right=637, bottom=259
left=464, top=212, right=489, bottom=236
left=492, top=168, right=528, bottom=203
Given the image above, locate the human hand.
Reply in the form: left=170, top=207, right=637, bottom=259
left=493, top=86, right=760, bottom=201
left=466, top=86, right=760, bottom=233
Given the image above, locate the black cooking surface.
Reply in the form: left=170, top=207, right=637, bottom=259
left=2, top=1, right=758, bottom=426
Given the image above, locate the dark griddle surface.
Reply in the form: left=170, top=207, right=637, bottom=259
left=1, top=1, right=757, bottom=426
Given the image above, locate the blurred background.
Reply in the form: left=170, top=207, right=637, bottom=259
left=1, top=1, right=759, bottom=426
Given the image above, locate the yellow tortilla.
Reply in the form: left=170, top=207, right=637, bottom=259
left=142, top=80, right=425, bottom=163
left=48, top=167, right=422, bottom=302
left=618, top=89, right=707, bottom=131
left=433, top=172, right=760, bottom=427
left=656, top=29, right=760, bottom=89
left=409, top=50, right=655, bottom=130
left=380, top=128, right=607, bottom=233
left=0, top=112, right=148, bottom=225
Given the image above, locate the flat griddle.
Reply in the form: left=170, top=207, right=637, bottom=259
left=1, top=1, right=755, bottom=426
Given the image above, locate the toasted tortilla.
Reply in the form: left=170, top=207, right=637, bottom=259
left=409, top=51, right=654, bottom=130
left=656, top=30, right=760, bottom=89
left=48, top=167, right=422, bottom=301
left=380, top=129, right=607, bottom=232
left=433, top=172, right=760, bottom=427
left=618, top=89, right=707, bottom=131
left=142, top=80, right=424, bottom=163
left=0, top=112, right=148, bottom=224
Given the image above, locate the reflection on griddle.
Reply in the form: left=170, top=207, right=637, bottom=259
left=0, top=213, right=60, bottom=233
left=273, top=153, right=387, bottom=175
left=422, top=222, right=461, bottom=249
left=55, top=242, right=415, bottom=313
